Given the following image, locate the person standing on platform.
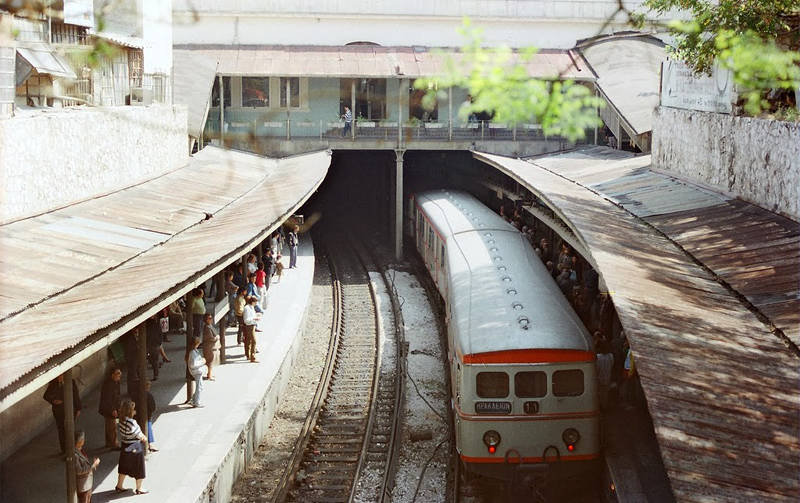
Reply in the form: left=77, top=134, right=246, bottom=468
left=98, top=367, right=122, bottom=449
left=186, top=338, right=207, bottom=408
left=269, top=230, right=280, bottom=255
left=242, top=296, right=261, bottom=363
left=74, top=430, right=99, bottom=503
left=233, top=263, right=246, bottom=290
left=44, top=374, right=81, bottom=454
left=235, top=287, right=247, bottom=345
left=168, top=300, right=184, bottom=335
left=246, top=253, right=258, bottom=276
left=202, top=313, right=219, bottom=380
left=225, top=270, right=238, bottom=327
left=115, top=399, right=148, bottom=494
left=190, top=288, right=206, bottom=340
left=245, top=273, right=260, bottom=301
left=288, top=225, right=299, bottom=269
left=342, top=106, right=353, bottom=137
left=146, top=315, right=164, bottom=381
left=144, top=381, right=158, bottom=452
left=255, top=262, right=268, bottom=310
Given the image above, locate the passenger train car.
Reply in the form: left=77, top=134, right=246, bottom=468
left=410, top=189, right=599, bottom=480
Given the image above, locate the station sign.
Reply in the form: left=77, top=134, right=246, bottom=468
left=660, top=59, right=733, bottom=114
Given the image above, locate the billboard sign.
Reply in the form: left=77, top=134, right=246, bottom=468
left=661, top=59, right=733, bottom=114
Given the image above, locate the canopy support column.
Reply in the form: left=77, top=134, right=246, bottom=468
left=394, top=149, right=405, bottom=261
left=136, top=324, right=148, bottom=433
left=63, top=368, right=77, bottom=503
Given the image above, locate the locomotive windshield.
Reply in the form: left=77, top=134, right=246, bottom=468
left=552, top=369, right=585, bottom=396
left=514, top=371, right=547, bottom=398
left=476, top=372, right=509, bottom=398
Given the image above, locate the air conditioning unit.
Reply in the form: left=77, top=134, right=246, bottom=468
left=129, top=87, right=153, bottom=105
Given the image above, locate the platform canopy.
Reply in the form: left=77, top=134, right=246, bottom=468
left=0, top=146, right=331, bottom=412
left=576, top=33, right=666, bottom=150
left=172, top=44, right=593, bottom=80
left=474, top=149, right=800, bottom=502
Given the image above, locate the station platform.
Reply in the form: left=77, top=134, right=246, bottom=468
left=0, top=240, right=315, bottom=503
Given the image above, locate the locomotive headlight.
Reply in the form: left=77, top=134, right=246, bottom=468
left=562, top=428, right=580, bottom=452
left=483, top=430, right=501, bottom=454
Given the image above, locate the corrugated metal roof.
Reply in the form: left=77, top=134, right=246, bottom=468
left=16, top=45, right=77, bottom=80
left=94, top=32, right=144, bottom=49
left=173, top=45, right=593, bottom=80
left=0, top=146, right=330, bottom=409
left=577, top=34, right=666, bottom=136
left=474, top=148, right=800, bottom=502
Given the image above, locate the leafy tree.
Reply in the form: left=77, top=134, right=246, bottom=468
left=414, top=21, right=604, bottom=142
left=642, top=0, right=800, bottom=114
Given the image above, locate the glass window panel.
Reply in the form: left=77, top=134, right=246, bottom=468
left=280, top=77, right=300, bottom=108
left=515, top=371, right=547, bottom=398
left=477, top=372, right=509, bottom=398
left=552, top=370, right=584, bottom=397
left=242, top=77, right=269, bottom=107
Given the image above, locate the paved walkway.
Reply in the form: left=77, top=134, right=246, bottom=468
left=0, top=241, right=315, bottom=502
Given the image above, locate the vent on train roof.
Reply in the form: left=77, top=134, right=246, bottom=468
left=513, top=303, right=524, bottom=310
left=507, top=288, right=517, bottom=295
left=502, top=276, right=512, bottom=283
left=518, top=316, right=531, bottom=330
left=493, top=256, right=503, bottom=262
left=497, top=266, right=507, bottom=272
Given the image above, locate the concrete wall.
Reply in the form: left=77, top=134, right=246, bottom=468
left=0, top=349, right=110, bottom=462
left=172, top=1, right=651, bottom=49
left=0, top=105, right=188, bottom=223
left=652, top=107, right=800, bottom=220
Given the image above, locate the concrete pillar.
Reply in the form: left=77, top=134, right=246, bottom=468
left=63, top=369, right=77, bottom=503
left=350, top=80, right=356, bottom=139
left=448, top=87, right=453, bottom=141
left=136, top=324, right=148, bottom=433
left=394, top=149, right=405, bottom=261
left=218, top=75, right=225, bottom=145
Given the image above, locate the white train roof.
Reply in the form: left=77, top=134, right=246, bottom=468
left=415, top=190, right=591, bottom=357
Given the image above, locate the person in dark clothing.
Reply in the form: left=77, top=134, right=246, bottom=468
left=232, top=264, right=246, bottom=289
left=144, top=381, right=158, bottom=452
left=146, top=315, right=169, bottom=381
left=44, top=374, right=82, bottom=453
left=98, top=367, right=122, bottom=449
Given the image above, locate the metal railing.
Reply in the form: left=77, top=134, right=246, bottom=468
left=205, top=118, right=580, bottom=144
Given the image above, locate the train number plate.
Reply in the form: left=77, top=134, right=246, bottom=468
left=475, top=401, right=511, bottom=414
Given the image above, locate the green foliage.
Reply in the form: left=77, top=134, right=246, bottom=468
left=644, top=0, right=799, bottom=73
left=414, top=20, right=604, bottom=142
left=714, top=29, right=800, bottom=115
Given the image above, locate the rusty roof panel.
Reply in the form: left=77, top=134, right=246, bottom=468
left=173, top=45, right=592, bottom=80
left=0, top=147, right=330, bottom=401
left=475, top=149, right=800, bottom=502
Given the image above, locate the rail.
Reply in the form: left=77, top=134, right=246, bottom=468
left=272, top=232, right=403, bottom=502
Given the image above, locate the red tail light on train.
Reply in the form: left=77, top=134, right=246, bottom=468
left=483, top=430, right=501, bottom=454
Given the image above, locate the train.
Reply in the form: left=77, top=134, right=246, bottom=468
left=410, top=189, right=600, bottom=481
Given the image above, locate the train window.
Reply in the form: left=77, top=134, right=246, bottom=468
left=440, top=244, right=445, bottom=268
left=476, top=372, right=509, bottom=398
left=552, top=370, right=584, bottom=396
left=514, top=371, right=547, bottom=398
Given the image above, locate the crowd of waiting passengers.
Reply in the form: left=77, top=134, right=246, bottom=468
left=42, top=226, right=301, bottom=500
left=498, top=202, right=642, bottom=413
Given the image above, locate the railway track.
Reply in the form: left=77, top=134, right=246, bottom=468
left=273, top=235, right=402, bottom=503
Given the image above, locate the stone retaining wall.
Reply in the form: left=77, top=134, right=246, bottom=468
left=652, top=107, right=799, bottom=220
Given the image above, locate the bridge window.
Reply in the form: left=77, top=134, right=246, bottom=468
left=340, top=78, right=387, bottom=120
left=552, top=370, right=584, bottom=397
left=242, top=77, right=269, bottom=107
left=280, top=77, right=300, bottom=108
left=476, top=372, right=509, bottom=398
left=211, top=76, right=231, bottom=108
left=515, top=371, right=547, bottom=398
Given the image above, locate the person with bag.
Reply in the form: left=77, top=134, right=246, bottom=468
left=158, top=308, right=171, bottom=343
left=74, top=430, right=99, bottom=503
left=242, top=296, right=261, bottom=363
left=98, top=367, right=122, bottom=449
left=186, top=337, right=207, bottom=407
left=115, top=399, right=148, bottom=494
